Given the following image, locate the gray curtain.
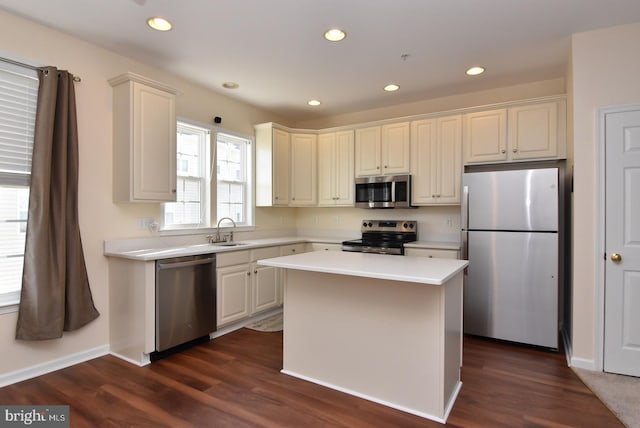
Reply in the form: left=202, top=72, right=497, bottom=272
left=15, top=66, right=99, bottom=340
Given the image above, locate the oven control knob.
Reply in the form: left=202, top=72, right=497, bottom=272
left=368, top=222, right=373, bottom=227
left=409, top=223, right=414, bottom=228
left=363, top=222, right=368, bottom=227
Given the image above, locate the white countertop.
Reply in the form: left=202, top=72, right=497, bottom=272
left=104, top=234, right=461, bottom=262
left=104, top=237, right=314, bottom=261
left=258, top=250, right=468, bottom=285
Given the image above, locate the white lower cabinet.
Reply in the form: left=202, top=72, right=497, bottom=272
left=251, top=247, right=280, bottom=313
left=217, top=245, right=294, bottom=327
left=405, top=248, right=459, bottom=259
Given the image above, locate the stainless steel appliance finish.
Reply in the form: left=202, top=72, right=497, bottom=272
left=461, top=163, right=563, bottom=349
left=354, top=174, right=412, bottom=208
left=341, top=220, right=417, bottom=255
left=155, top=254, right=217, bottom=352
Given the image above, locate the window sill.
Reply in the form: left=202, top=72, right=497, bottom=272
left=0, top=303, right=19, bottom=314
left=160, top=225, right=256, bottom=236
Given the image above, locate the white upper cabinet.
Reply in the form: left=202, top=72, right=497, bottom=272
left=255, top=124, right=290, bottom=206
left=411, top=115, right=462, bottom=205
left=463, top=99, right=565, bottom=164
left=355, top=122, right=410, bottom=176
left=318, top=130, right=354, bottom=206
left=290, top=133, right=317, bottom=206
left=463, top=108, right=508, bottom=164
left=109, top=73, right=178, bottom=202
left=508, top=101, right=559, bottom=160
left=355, top=126, right=382, bottom=176
left=381, top=122, right=411, bottom=175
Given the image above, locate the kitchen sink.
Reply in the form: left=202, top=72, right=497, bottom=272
left=213, top=242, right=248, bottom=247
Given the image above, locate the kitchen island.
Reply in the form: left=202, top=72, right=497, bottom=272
left=258, top=251, right=468, bottom=423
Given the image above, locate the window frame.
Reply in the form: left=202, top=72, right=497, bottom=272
left=215, top=131, right=254, bottom=228
left=0, top=59, right=39, bottom=310
left=161, top=120, right=212, bottom=231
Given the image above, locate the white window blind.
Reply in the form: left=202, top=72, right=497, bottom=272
left=0, top=60, right=38, bottom=306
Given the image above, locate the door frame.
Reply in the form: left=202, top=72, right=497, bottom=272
left=595, top=104, right=640, bottom=372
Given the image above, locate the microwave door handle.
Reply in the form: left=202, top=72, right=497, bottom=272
left=391, top=181, right=396, bottom=202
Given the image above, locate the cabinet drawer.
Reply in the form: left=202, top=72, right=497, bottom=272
left=405, top=248, right=459, bottom=259
left=216, top=250, right=250, bottom=267
left=251, top=246, right=280, bottom=261
left=309, top=243, right=342, bottom=252
left=280, top=243, right=306, bottom=256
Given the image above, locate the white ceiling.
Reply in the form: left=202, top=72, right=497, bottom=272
left=2, top=0, right=640, bottom=122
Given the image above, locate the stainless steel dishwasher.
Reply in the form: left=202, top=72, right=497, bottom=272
left=155, top=254, right=217, bottom=353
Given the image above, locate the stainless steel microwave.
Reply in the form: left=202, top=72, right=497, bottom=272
left=354, top=174, right=412, bottom=208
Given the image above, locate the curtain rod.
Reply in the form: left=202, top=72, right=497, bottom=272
left=1, top=56, right=82, bottom=82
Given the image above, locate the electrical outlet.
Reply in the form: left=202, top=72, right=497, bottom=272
left=446, top=216, right=453, bottom=229
left=313, top=216, right=319, bottom=225
left=137, top=217, right=155, bottom=231
left=334, top=216, right=340, bottom=225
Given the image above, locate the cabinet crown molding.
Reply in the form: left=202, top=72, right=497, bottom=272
left=109, top=72, right=179, bottom=95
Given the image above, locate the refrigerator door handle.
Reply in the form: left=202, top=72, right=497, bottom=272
left=461, top=185, right=469, bottom=230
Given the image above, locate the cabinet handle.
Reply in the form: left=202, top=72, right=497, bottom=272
left=171, top=189, right=176, bottom=193
left=513, top=148, right=518, bottom=153
left=501, top=149, right=506, bottom=154
left=384, top=165, right=388, bottom=168
left=247, top=272, right=251, bottom=276
left=292, top=197, right=296, bottom=201
left=275, top=196, right=279, bottom=200
left=254, top=270, right=258, bottom=274
left=376, top=166, right=380, bottom=169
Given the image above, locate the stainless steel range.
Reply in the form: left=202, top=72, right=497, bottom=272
left=341, top=220, right=417, bottom=255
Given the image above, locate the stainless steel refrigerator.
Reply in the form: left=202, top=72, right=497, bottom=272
left=461, top=162, right=565, bottom=349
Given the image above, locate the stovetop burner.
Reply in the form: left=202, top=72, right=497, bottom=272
left=341, top=220, right=417, bottom=255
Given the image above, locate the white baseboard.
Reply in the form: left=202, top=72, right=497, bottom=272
left=570, top=356, right=597, bottom=371
left=0, top=345, right=109, bottom=388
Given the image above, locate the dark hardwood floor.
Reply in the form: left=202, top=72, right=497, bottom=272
left=0, top=329, right=622, bottom=427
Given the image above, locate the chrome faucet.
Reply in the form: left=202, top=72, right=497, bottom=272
left=215, top=217, right=237, bottom=243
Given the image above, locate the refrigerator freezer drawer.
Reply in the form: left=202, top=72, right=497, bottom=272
left=464, top=231, right=558, bottom=348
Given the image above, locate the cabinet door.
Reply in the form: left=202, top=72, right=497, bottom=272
left=317, top=133, right=336, bottom=206
left=508, top=102, right=558, bottom=160
left=252, top=263, right=279, bottom=313
left=463, top=109, right=507, bottom=164
left=410, top=118, right=438, bottom=205
left=132, top=82, right=177, bottom=201
left=217, top=264, right=251, bottom=326
left=436, top=115, right=462, bottom=204
left=355, top=126, right=382, bottom=176
left=334, top=130, right=355, bottom=205
left=290, top=133, right=317, bottom=205
left=273, top=128, right=290, bottom=205
left=381, top=122, right=411, bottom=174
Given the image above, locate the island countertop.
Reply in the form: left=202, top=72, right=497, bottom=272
left=258, top=250, right=468, bottom=285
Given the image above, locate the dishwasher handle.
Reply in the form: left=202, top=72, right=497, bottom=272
left=157, top=256, right=216, bottom=270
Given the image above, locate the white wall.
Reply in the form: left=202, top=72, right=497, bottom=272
left=0, top=10, right=289, bottom=377
left=570, top=22, right=640, bottom=366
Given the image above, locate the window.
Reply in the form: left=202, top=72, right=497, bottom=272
left=216, top=132, right=252, bottom=226
left=162, top=122, right=211, bottom=230
left=0, top=60, right=38, bottom=307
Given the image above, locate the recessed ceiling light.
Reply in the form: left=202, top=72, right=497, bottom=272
left=466, top=66, right=485, bottom=76
left=147, top=17, right=173, bottom=32
left=222, top=82, right=239, bottom=89
left=324, top=28, right=346, bottom=42
left=384, top=84, right=400, bottom=92
left=307, top=99, right=321, bottom=106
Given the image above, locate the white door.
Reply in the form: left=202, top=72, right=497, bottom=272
left=604, top=108, right=640, bottom=376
